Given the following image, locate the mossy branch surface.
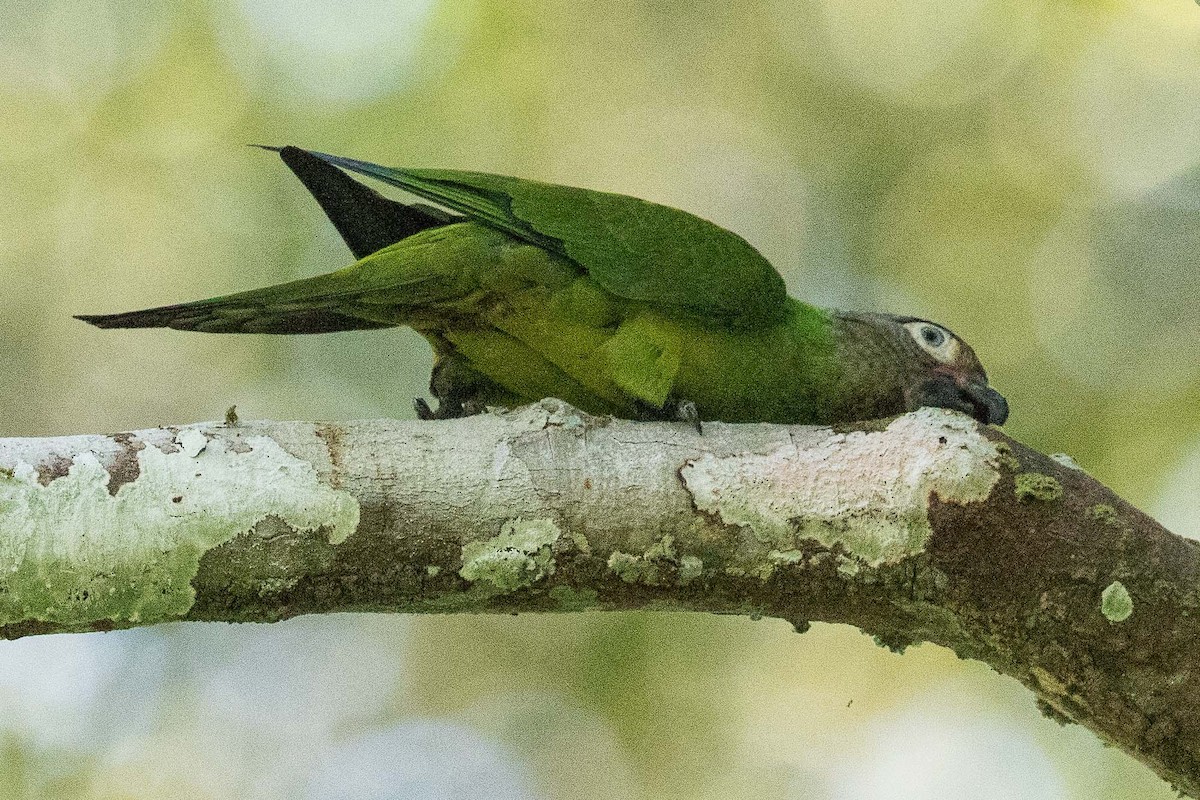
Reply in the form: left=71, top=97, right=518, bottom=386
left=0, top=401, right=1196, bottom=794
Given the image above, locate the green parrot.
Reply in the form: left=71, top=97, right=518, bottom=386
left=77, top=146, right=1008, bottom=427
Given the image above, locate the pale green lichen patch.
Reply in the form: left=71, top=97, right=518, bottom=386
left=993, top=442, right=1021, bottom=472
left=606, top=535, right=688, bottom=585
left=1049, top=453, right=1085, bottom=472
left=643, top=535, right=676, bottom=562
left=1101, top=581, right=1133, bottom=623
left=759, top=549, right=805, bottom=581
left=769, top=549, right=805, bottom=565
left=1015, top=472, right=1063, bottom=503
left=836, top=556, right=861, bottom=578
left=459, top=517, right=560, bottom=592
left=0, top=432, right=359, bottom=628
left=257, top=576, right=300, bottom=597
left=678, top=555, right=704, bottom=585
left=1087, top=504, right=1120, bottom=526
left=608, top=551, right=659, bottom=584
left=680, top=408, right=1002, bottom=566
left=568, top=530, right=592, bottom=555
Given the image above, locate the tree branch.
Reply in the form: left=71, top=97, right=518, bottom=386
left=0, top=401, right=1195, bottom=793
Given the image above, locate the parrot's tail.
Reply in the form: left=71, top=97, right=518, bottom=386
left=75, top=302, right=393, bottom=334
left=77, top=219, right=499, bottom=336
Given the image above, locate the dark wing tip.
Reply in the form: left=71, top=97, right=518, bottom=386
left=249, top=144, right=314, bottom=164
left=276, top=145, right=329, bottom=174
left=268, top=144, right=456, bottom=259
left=73, top=309, right=177, bottom=329
left=74, top=314, right=111, bottom=328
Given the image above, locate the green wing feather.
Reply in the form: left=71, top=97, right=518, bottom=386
left=302, top=150, right=788, bottom=327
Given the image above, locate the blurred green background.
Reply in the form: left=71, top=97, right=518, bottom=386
left=2, top=0, right=1198, bottom=797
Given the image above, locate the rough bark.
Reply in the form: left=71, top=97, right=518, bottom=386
left=0, top=400, right=1195, bottom=794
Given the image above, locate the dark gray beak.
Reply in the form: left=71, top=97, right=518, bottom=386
left=962, top=382, right=1009, bottom=425
left=915, top=376, right=1009, bottom=425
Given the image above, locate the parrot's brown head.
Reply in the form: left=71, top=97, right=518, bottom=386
left=833, top=312, right=1009, bottom=426
left=893, top=315, right=1008, bottom=425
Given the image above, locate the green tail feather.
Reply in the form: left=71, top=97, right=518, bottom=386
left=76, top=222, right=512, bottom=335
left=75, top=304, right=392, bottom=334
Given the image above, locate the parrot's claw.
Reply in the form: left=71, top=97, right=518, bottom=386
left=634, top=398, right=704, bottom=433
left=672, top=399, right=703, bottom=435
left=413, top=397, right=436, bottom=420
left=414, top=395, right=489, bottom=420
left=461, top=399, right=488, bottom=416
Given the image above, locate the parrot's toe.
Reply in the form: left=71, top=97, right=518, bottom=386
left=671, top=399, right=703, bottom=435
left=413, top=397, right=436, bottom=420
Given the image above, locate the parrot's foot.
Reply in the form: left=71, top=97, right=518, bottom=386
left=412, top=398, right=463, bottom=422
left=664, top=399, right=703, bottom=434
left=461, top=399, right=488, bottom=416
left=413, top=398, right=436, bottom=420
left=676, top=400, right=703, bottom=435
left=634, top=398, right=703, bottom=433
left=413, top=396, right=490, bottom=420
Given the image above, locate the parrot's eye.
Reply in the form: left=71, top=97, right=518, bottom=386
left=904, top=321, right=959, bottom=364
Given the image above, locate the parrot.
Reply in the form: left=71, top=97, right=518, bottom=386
left=76, top=146, right=1008, bottom=428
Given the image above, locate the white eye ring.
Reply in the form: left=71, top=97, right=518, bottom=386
left=904, top=321, right=959, bottom=365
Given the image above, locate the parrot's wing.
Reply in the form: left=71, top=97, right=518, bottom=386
left=265, top=146, right=460, bottom=260
left=294, top=148, right=789, bottom=327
